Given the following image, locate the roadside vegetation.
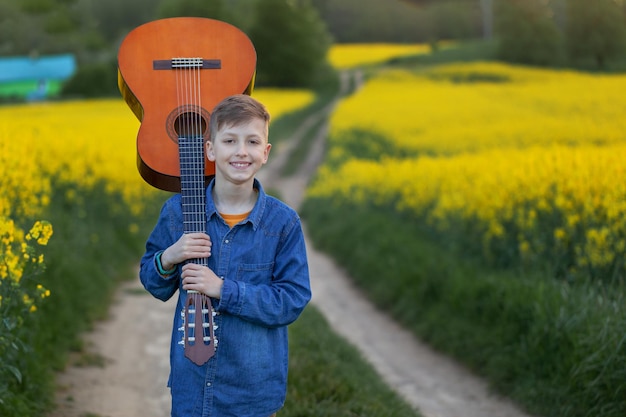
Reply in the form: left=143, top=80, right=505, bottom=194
left=302, top=43, right=626, bottom=417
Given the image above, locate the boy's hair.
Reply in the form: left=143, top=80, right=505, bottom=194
left=209, top=94, right=270, bottom=141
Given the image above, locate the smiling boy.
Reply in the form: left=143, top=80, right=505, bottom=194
left=139, top=94, right=312, bottom=417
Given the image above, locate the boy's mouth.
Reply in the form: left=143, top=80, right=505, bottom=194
left=231, top=162, right=251, bottom=168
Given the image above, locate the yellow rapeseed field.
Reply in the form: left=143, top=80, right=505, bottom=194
left=309, top=61, right=626, bottom=279
left=329, top=62, right=626, bottom=155
left=328, top=43, right=432, bottom=69
left=0, top=89, right=314, bottom=220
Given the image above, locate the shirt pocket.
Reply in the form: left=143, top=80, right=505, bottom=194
left=236, top=262, right=274, bottom=285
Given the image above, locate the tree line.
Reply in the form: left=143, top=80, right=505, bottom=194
left=495, top=0, right=626, bottom=69
left=398, top=0, right=626, bottom=70
left=0, top=0, right=333, bottom=94
left=0, top=0, right=624, bottom=96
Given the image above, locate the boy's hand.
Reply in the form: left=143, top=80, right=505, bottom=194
left=181, top=264, right=224, bottom=299
left=161, top=233, right=212, bottom=270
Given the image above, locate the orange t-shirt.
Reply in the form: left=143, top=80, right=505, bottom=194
left=220, top=211, right=251, bottom=228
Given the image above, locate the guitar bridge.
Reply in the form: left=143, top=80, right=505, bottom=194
left=153, top=58, right=221, bottom=70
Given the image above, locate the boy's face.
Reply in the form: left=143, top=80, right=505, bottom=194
left=206, top=117, right=271, bottom=185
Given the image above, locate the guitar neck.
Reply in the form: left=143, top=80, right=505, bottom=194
left=180, top=135, right=208, bottom=266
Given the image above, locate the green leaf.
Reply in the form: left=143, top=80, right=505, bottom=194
left=3, top=317, right=16, bottom=331
left=7, top=365, right=22, bottom=383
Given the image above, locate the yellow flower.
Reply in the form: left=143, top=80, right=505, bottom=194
left=26, top=220, right=53, bottom=246
left=329, top=43, right=433, bottom=69
left=23, top=293, right=32, bottom=306
left=129, top=223, right=139, bottom=234
left=36, top=284, right=51, bottom=299
left=519, top=241, right=531, bottom=255
left=554, top=228, right=567, bottom=242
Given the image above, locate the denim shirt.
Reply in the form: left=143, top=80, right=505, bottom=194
left=139, top=179, right=311, bottom=417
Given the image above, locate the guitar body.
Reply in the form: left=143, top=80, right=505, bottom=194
left=118, top=17, right=256, bottom=192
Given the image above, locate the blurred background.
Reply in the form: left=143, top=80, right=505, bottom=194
left=1, top=0, right=626, bottom=99
left=2, top=1, right=626, bottom=417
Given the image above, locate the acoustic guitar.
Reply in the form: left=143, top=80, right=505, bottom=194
left=118, top=17, right=256, bottom=192
left=118, top=17, right=257, bottom=365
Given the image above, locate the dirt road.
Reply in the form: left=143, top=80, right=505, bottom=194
left=48, top=72, right=533, bottom=417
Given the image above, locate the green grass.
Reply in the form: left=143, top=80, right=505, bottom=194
left=284, top=307, right=422, bottom=417
left=300, top=198, right=626, bottom=417
left=281, top=111, right=327, bottom=177
left=388, top=39, right=499, bottom=68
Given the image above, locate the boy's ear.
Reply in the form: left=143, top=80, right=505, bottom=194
left=263, top=142, right=272, bottom=163
left=205, top=141, right=215, bottom=161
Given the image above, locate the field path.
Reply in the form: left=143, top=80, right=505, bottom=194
left=48, top=71, right=534, bottom=417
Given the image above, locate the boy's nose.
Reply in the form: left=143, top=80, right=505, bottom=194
left=235, top=143, right=248, bottom=155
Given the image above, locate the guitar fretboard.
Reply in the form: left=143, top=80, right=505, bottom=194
left=179, top=134, right=208, bottom=267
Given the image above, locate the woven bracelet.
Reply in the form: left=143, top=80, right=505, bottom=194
left=156, top=251, right=176, bottom=275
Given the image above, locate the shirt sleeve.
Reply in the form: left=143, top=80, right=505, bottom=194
left=139, top=198, right=181, bottom=302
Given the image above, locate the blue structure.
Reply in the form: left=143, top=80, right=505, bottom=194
left=0, top=54, right=76, bottom=101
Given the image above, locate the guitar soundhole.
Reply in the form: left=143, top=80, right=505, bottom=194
left=166, top=106, right=211, bottom=143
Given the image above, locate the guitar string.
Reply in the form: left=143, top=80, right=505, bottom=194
left=176, top=60, right=192, bottom=344
left=175, top=59, right=186, bottom=342
left=175, top=59, right=183, bottom=232
left=191, top=61, right=203, bottom=346
left=200, top=61, right=212, bottom=346
left=193, top=60, right=199, bottom=246
left=193, top=59, right=201, bottom=252
left=184, top=60, right=192, bottom=236
left=183, top=59, right=200, bottom=345
left=190, top=58, right=210, bottom=346
left=192, top=60, right=211, bottom=345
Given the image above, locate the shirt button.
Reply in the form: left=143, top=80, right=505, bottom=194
left=225, top=239, right=229, bottom=244
left=207, top=382, right=211, bottom=387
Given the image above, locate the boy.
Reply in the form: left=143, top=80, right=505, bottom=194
left=139, top=94, right=312, bottom=417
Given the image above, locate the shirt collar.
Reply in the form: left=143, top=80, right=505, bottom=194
left=206, top=178, right=266, bottom=231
